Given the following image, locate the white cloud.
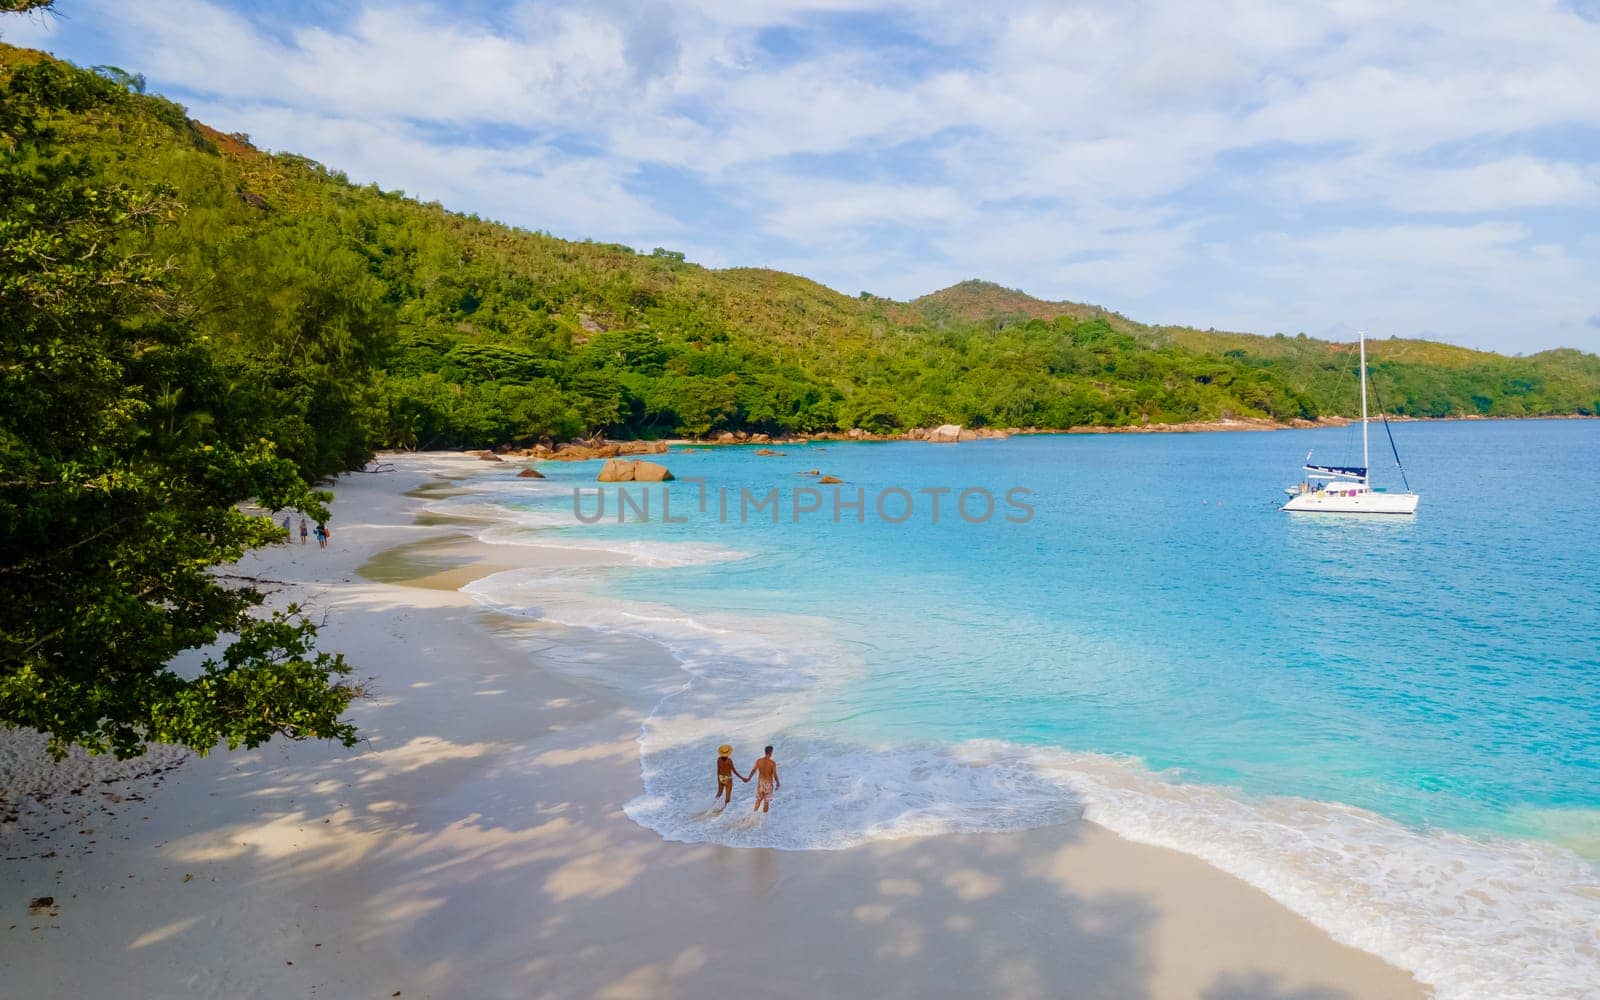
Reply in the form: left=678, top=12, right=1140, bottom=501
left=1187, top=222, right=1599, bottom=352
left=96, top=1, right=643, bottom=127
left=0, top=4, right=61, bottom=47
left=188, top=101, right=673, bottom=242
left=762, top=181, right=970, bottom=241
left=1278, top=154, right=1600, bottom=213
left=10, top=0, right=1600, bottom=351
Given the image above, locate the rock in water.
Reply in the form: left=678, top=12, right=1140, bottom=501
left=818, top=475, right=844, bottom=484
left=928, top=423, right=962, bottom=443
left=516, top=467, right=546, bottom=479
left=631, top=460, right=674, bottom=482
left=597, top=459, right=674, bottom=482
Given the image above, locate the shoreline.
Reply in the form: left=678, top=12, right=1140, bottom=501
left=1, top=453, right=1427, bottom=998
left=476, top=412, right=1599, bottom=463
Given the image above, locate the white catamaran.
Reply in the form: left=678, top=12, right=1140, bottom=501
left=1283, top=331, right=1420, bottom=515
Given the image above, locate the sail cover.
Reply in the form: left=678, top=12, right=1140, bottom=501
left=1305, top=463, right=1366, bottom=477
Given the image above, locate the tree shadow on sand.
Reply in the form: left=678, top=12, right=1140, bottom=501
left=57, top=587, right=1401, bottom=1000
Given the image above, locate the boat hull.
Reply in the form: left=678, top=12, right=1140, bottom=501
left=1283, top=491, right=1420, bottom=514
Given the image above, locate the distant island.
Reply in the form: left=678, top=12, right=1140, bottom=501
left=6, top=43, right=1600, bottom=480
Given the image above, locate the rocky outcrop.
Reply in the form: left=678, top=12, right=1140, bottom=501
left=461, top=414, right=1390, bottom=466
left=905, top=424, right=1008, bottom=442
left=1064, top=417, right=1291, bottom=435
left=960, top=426, right=1008, bottom=441
left=477, top=415, right=1340, bottom=467
left=597, top=459, right=675, bottom=483
left=818, top=475, right=843, bottom=484
left=631, top=461, right=674, bottom=482
left=516, top=467, right=546, bottom=479
left=516, top=439, right=669, bottom=461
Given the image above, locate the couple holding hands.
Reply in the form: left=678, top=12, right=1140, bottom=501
left=716, top=744, right=779, bottom=813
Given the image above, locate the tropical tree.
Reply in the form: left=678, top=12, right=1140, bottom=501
left=0, top=50, right=359, bottom=758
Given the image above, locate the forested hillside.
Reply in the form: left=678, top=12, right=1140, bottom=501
left=1, top=36, right=357, bottom=757
left=7, top=42, right=1600, bottom=464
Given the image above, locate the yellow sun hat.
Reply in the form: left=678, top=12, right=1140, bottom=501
left=718, top=744, right=733, bottom=756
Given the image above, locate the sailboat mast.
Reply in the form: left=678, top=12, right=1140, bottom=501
left=1359, top=330, right=1369, bottom=480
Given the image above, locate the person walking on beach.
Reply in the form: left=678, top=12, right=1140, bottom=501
left=299, top=516, right=308, bottom=545
left=315, top=522, right=328, bottom=549
left=714, top=744, right=747, bottom=807
left=281, top=515, right=291, bottom=542
left=750, top=746, right=779, bottom=813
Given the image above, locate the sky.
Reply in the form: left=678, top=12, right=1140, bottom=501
left=5, top=1, right=1600, bottom=354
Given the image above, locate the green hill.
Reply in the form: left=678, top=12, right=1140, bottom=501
left=907, top=279, right=1142, bottom=333
left=6, top=43, right=1599, bottom=463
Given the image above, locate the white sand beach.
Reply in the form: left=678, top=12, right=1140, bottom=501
left=1, top=453, right=1426, bottom=999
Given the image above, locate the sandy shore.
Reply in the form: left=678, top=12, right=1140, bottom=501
left=1, top=453, right=1426, bottom=999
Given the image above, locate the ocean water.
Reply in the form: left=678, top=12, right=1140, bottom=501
left=445, top=420, right=1600, bottom=999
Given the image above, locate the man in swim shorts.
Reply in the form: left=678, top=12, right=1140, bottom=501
left=751, top=745, right=779, bottom=813
left=714, top=744, right=747, bottom=806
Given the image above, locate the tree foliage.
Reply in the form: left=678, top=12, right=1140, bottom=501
left=0, top=51, right=359, bottom=758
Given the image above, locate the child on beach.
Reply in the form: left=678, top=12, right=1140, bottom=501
left=714, top=744, right=748, bottom=806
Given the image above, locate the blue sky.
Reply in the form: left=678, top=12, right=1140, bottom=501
left=6, top=1, right=1600, bottom=353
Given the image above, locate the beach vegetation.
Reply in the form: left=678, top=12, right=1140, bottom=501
left=0, top=49, right=359, bottom=758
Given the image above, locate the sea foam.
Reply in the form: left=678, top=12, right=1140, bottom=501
left=465, top=563, right=1600, bottom=999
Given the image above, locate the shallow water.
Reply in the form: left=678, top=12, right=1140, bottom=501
left=445, top=420, right=1600, bottom=999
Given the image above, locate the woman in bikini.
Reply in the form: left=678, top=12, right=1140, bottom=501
left=714, top=744, right=748, bottom=806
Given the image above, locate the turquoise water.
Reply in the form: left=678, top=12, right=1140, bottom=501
left=598, top=421, right=1600, bottom=843
left=450, top=420, right=1600, bottom=997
